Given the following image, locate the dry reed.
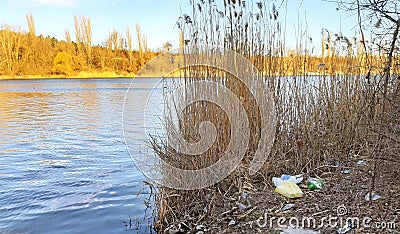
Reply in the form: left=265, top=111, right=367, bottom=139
left=149, top=0, right=399, bottom=232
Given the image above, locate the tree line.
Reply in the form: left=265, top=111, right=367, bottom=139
left=0, top=14, right=160, bottom=77
left=0, top=8, right=398, bottom=78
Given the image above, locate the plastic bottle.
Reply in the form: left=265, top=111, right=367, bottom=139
left=307, top=178, right=323, bottom=190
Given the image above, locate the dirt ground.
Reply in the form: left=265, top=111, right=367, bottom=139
left=163, top=157, right=399, bottom=234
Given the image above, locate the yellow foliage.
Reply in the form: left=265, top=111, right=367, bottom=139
left=52, top=52, right=73, bottom=75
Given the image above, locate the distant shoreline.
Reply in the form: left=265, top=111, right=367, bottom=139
left=0, top=76, right=133, bottom=80
left=0, top=71, right=137, bottom=80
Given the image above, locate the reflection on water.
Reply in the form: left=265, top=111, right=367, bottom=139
left=0, top=78, right=160, bottom=233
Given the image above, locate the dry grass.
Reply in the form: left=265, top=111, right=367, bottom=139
left=148, top=0, right=400, bottom=233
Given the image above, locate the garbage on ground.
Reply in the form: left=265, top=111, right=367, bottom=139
left=166, top=222, right=190, bottom=234
left=365, top=192, right=381, bottom=201
left=336, top=220, right=352, bottom=234
left=196, top=225, right=206, bottom=232
left=275, top=181, right=303, bottom=198
left=332, top=161, right=340, bottom=167
left=167, top=226, right=179, bottom=234
left=237, top=193, right=252, bottom=211
left=228, top=219, right=236, bottom=226
left=357, top=160, right=367, bottom=166
left=167, top=225, right=184, bottom=234
left=272, top=174, right=304, bottom=198
left=273, top=174, right=303, bottom=186
left=282, top=203, right=296, bottom=211
left=236, top=202, right=248, bottom=212
left=241, top=193, right=251, bottom=200
left=307, top=178, right=323, bottom=190
left=342, top=169, right=351, bottom=174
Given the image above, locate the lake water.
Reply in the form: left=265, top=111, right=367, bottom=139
left=0, top=78, right=162, bottom=233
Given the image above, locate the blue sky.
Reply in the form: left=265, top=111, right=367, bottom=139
left=0, top=0, right=358, bottom=53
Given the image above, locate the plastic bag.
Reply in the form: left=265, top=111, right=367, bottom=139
left=275, top=181, right=303, bottom=198
left=272, top=174, right=303, bottom=186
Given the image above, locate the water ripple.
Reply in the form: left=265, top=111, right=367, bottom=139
left=0, top=78, right=160, bottom=233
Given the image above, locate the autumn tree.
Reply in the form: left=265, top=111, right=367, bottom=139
left=52, top=51, right=73, bottom=75
left=34, top=35, right=58, bottom=75
left=0, top=25, right=24, bottom=74
left=0, top=15, right=158, bottom=77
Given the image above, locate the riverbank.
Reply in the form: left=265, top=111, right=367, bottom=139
left=159, top=156, right=399, bottom=233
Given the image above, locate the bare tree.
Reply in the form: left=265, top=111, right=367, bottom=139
left=65, top=28, right=71, bottom=43
left=104, top=29, right=124, bottom=70
left=74, top=16, right=82, bottom=54
left=107, top=29, right=122, bottom=56
left=24, top=13, right=36, bottom=69
left=126, top=27, right=134, bottom=70
left=26, top=13, right=35, bottom=36
left=335, top=0, right=399, bottom=76
left=136, top=23, right=148, bottom=64
left=74, top=15, right=92, bottom=67
left=334, top=0, right=400, bottom=202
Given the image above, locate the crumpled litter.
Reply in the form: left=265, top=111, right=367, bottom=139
left=365, top=192, right=381, bottom=201
left=275, top=181, right=303, bottom=198
left=272, top=174, right=303, bottom=186
left=273, top=174, right=304, bottom=198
